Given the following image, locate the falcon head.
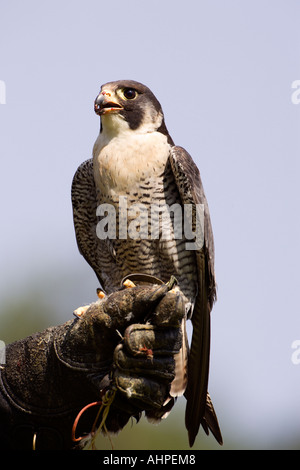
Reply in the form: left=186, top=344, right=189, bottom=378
left=94, top=80, right=172, bottom=140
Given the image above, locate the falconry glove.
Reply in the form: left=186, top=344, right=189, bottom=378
left=0, top=277, right=184, bottom=449
left=55, top=277, right=186, bottom=435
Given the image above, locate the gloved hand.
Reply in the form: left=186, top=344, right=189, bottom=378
left=0, top=276, right=185, bottom=449
left=55, top=276, right=186, bottom=437
left=111, top=287, right=185, bottom=426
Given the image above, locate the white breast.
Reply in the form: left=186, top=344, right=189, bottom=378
left=93, top=130, right=170, bottom=197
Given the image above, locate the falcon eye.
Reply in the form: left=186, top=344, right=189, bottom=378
left=123, top=88, right=137, bottom=100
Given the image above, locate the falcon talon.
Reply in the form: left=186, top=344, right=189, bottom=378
left=96, top=288, right=106, bottom=299
left=123, top=279, right=136, bottom=288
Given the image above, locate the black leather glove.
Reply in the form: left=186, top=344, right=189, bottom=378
left=112, top=287, right=185, bottom=424
left=0, top=277, right=185, bottom=449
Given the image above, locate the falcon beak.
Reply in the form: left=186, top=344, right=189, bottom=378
left=94, top=91, right=123, bottom=116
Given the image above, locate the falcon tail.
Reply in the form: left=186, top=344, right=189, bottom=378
left=201, top=393, right=223, bottom=445
left=185, top=254, right=222, bottom=447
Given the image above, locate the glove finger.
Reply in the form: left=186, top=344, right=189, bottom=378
left=145, top=397, right=175, bottom=422
left=113, top=371, right=169, bottom=409
left=113, top=344, right=175, bottom=381
left=92, top=282, right=174, bottom=331
left=151, top=289, right=186, bottom=327
left=123, top=324, right=183, bottom=356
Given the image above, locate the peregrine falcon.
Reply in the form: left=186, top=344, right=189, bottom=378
left=71, top=80, right=222, bottom=446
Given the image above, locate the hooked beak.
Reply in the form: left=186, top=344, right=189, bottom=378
left=94, top=91, right=123, bottom=116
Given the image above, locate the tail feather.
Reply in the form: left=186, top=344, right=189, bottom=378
left=201, top=393, right=223, bottom=445
left=185, top=254, right=211, bottom=447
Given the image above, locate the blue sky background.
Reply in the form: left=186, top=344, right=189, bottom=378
left=0, top=0, right=300, bottom=449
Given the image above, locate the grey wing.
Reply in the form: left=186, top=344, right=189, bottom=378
left=71, top=159, right=121, bottom=293
left=169, top=146, right=222, bottom=446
